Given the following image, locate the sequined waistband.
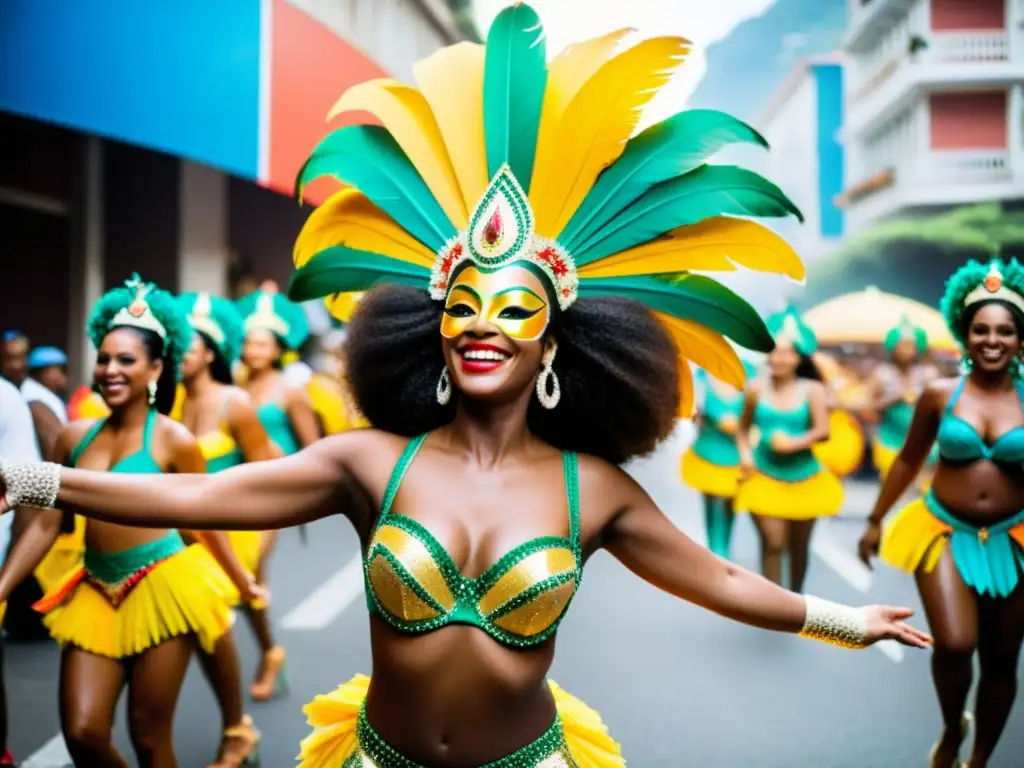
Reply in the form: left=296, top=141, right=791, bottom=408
left=84, top=531, right=185, bottom=586
left=347, top=707, right=577, bottom=768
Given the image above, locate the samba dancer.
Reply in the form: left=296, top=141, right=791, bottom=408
left=2, top=8, right=930, bottom=765
left=860, top=259, right=1024, bottom=768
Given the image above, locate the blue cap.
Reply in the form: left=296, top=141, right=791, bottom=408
left=2, top=330, right=26, bottom=343
left=27, top=346, right=68, bottom=369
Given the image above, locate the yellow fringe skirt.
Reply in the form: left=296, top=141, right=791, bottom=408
left=298, top=675, right=625, bottom=768
left=812, top=411, right=865, bottom=478
left=36, top=542, right=235, bottom=658
left=680, top=449, right=741, bottom=499
left=735, top=470, right=844, bottom=520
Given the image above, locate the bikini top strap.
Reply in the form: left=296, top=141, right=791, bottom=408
left=67, top=417, right=108, bottom=467
left=142, top=408, right=158, bottom=452
left=563, top=451, right=581, bottom=556
left=375, top=434, right=428, bottom=532
left=944, top=377, right=968, bottom=415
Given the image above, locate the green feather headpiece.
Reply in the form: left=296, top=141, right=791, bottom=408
left=236, top=289, right=310, bottom=351
left=883, top=314, right=928, bottom=355
left=288, top=3, right=809, bottom=400
left=88, top=274, right=192, bottom=382
left=178, top=292, right=245, bottom=364
left=940, top=258, right=1024, bottom=347
left=765, top=306, right=817, bottom=356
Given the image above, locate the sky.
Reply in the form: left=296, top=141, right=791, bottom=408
left=472, top=0, right=778, bottom=126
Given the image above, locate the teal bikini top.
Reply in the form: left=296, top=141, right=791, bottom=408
left=692, top=370, right=744, bottom=467
left=364, top=434, right=583, bottom=648
left=937, top=377, right=1024, bottom=463
left=69, top=408, right=163, bottom=473
left=752, top=383, right=822, bottom=482
left=256, top=401, right=300, bottom=456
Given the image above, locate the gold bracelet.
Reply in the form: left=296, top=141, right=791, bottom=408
left=798, top=595, right=868, bottom=649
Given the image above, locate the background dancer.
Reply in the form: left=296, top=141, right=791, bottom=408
left=0, top=276, right=244, bottom=767
left=860, top=258, right=1024, bottom=768
left=176, top=291, right=273, bottom=766
left=735, top=307, right=844, bottom=592
left=235, top=286, right=318, bottom=700
left=681, top=361, right=758, bottom=559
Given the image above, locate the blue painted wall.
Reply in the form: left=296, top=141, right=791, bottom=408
left=0, top=0, right=261, bottom=179
left=812, top=62, right=844, bottom=238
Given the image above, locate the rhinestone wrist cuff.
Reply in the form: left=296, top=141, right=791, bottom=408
left=0, top=459, right=61, bottom=509
left=799, top=595, right=868, bottom=649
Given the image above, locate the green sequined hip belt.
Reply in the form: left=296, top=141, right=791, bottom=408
left=344, top=706, right=579, bottom=768
left=84, top=531, right=185, bottom=607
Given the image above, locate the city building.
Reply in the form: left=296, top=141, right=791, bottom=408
left=838, top=0, right=1024, bottom=233
left=0, top=0, right=467, bottom=382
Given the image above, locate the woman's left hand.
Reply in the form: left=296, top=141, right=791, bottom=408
left=240, top=578, right=271, bottom=607
left=861, top=605, right=932, bottom=648
left=769, top=432, right=794, bottom=453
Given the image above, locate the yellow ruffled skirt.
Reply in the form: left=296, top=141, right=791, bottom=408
left=735, top=470, right=844, bottom=520
left=812, top=411, right=865, bottom=478
left=298, top=675, right=625, bottom=768
left=680, top=449, right=741, bottom=498
left=34, top=515, right=86, bottom=592
left=36, top=543, right=235, bottom=658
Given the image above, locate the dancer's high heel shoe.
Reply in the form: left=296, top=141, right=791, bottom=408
left=207, top=714, right=261, bottom=768
left=929, top=711, right=973, bottom=768
left=249, top=646, right=288, bottom=701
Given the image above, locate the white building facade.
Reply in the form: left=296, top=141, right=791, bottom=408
left=840, top=0, right=1024, bottom=232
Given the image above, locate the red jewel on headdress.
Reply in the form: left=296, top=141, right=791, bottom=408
left=128, top=298, right=147, bottom=318
left=482, top=209, right=503, bottom=247
left=984, top=267, right=1003, bottom=292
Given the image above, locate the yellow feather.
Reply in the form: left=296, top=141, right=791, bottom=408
left=678, top=358, right=694, bottom=418
left=656, top=312, right=747, bottom=389
left=413, top=43, right=489, bottom=216
left=293, top=189, right=435, bottom=270
left=533, top=28, right=634, bottom=187
left=327, top=79, right=467, bottom=228
left=529, top=36, right=691, bottom=238
left=579, top=217, right=806, bottom=279
left=324, top=291, right=364, bottom=323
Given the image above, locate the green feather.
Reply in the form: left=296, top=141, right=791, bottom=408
left=289, top=247, right=431, bottom=303
left=574, top=165, right=803, bottom=264
left=562, top=110, right=768, bottom=252
left=579, top=273, right=774, bottom=351
left=295, top=125, right=456, bottom=253
left=483, top=3, right=547, bottom=190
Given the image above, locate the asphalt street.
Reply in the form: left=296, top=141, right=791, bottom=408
left=6, top=424, right=1024, bottom=767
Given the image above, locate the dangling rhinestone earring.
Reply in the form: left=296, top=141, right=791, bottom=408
left=436, top=367, right=452, bottom=406
left=536, top=346, right=561, bottom=410
left=147, top=379, right=157, bottom=406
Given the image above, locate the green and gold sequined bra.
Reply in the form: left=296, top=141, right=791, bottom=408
left=364, top=434, right=582, bottom=648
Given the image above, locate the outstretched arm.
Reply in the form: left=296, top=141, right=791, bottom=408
left=1, top=432, right=370, bottom=532
left=600, top=467, right=930, bottom=647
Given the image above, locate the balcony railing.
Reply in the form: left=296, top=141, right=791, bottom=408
left=847, top=149, right=1013, bottom=204
left=850, top=31, right=1013, bottom=102
left=929, top=31, right=1010, bottom=63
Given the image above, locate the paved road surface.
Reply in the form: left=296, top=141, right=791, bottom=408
left=7, top=425, right=1024, bottom=766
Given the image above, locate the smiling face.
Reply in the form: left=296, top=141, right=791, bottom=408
left=440, top=264, right=552, bottom=403
left=242, top=328, right=281, bottom=372
left=94, top=327, right=162, bottom=410
left=965, top=302, right=1021, bottom=375
left=891, top=337, right=920, bottom=365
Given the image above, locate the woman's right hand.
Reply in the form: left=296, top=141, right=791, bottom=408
left=858, top=521, right=881, bottom=568
left=738, top=451, right=755, bottom=480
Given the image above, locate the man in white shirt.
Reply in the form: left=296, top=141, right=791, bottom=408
left=0, top=375, right=42, bottom=765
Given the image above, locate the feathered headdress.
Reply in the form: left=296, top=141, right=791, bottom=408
left=88, top=274, right=192, bottom=382
left=765, top=306, right=817, bottom=357
left=883, top=314, right=928, bottom=355
left=236, top=288, right=310, bottom=351
left=941, top=258, right=1024, bottom=344
left=289, top=3, right=806, bottom=414
left=178, top=292, right=245, bottom=364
